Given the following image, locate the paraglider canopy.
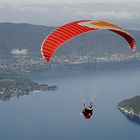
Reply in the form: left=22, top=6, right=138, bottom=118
left=41, top=20, right=136, bottom=62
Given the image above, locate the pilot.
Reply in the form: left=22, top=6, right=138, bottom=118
left=82, top=102, right=93, bottom=119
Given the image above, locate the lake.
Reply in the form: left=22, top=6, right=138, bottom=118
left=0, top=62, right=140, bottom=140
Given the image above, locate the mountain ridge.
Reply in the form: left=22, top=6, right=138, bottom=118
left=0, top=22, right=139, bottom=59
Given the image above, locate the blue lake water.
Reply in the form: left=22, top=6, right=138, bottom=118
left=0, top=63, right=140, bottom=140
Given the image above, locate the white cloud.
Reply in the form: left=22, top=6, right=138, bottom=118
left=11, top=49, right=28, bottom=55
left=75, top=11, right=140, bottom=20
left=0, top=0, right=140, bottom=4
left=0, top=3, right=140, bottom=26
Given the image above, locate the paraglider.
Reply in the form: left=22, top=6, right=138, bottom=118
left=40, top=20, right=136, bottom=120
left=41, top=20, right=136, bottom=62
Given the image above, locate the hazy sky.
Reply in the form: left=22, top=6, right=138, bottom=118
left=0, top=0, right=140, bottom=4
left=0, top=0, right=140, bottom=27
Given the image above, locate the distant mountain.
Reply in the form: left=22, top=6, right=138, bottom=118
left=0, top=22, right=140, bottom=73
left=0, top=23, right=54, bottom=58
left=0, top=22, right=140, bottom=59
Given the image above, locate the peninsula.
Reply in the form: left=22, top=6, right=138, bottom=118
left=118, top=96, right=140, bottom=120
left=0, top=73, right=58, bottom=101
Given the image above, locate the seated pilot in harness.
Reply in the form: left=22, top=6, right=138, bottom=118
left=82, top=102, right=93, bottom=119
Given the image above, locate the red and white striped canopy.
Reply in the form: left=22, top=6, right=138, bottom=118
left=41, top=20, right=136, bottom=62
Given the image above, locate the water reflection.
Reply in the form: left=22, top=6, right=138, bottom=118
left=121, top=113, right=140, bottom=126
left=0, top=63, right=140, bottom=140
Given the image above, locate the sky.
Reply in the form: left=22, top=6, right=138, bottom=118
left=0, top=0, right=140, bottom=4
left=0, top=0, right=140, bottom=28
